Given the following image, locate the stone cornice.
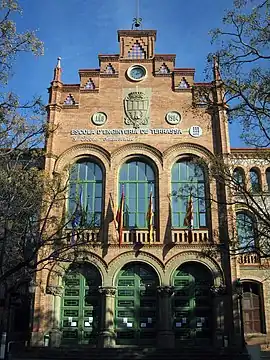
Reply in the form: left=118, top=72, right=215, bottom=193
left=193, top=82, right=213, bottom=88
left=119, top=58, right=153, bottom=63
left=46, top=103, right=62, bottom=112
left=118, top=30, right=157, bottom=41
left=62, top=84, right=80, bottom=91
left=79, top=69, right=100, bottom=77
left=80, top=88, right=99, bottom=93
left=174, top=88, right=192, bottom=93
left=98, top=54, right=119, bottom=62
left=155, top=54, right=176, bottom=64
left=100, top=73, right=119, bottom=78
left=174, top=68, right=195, bottom=76
left=154, top=73, right=172, bottom=78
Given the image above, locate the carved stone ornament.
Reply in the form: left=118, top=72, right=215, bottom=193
left=210, top=284, right=227, bottom=297
left=124, top=91, right=149, bottom=128
left=98, top=286, right=116, bottom=296
left=157, top=286, right=175, bottom=296
left=46, top=285, right=64, bottom=297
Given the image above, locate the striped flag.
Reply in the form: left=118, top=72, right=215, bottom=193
left=184, top=194, right=193, bottom=230
left=146, top=189, right=154, bottom=243
left=71, top=190, right=84, bottom=244
left=116, top=186, right=124, bottom=246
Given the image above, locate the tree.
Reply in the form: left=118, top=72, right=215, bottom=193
left=209, top=0, right=270, bottom=147
left=0, top=1, right=95, bottom=338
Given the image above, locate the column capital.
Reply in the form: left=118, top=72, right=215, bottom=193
left=98, top=286, right=116, bottom=296
left=157, top=286, right=174, bottom=296
left=46, top=285, right=64, bottom=297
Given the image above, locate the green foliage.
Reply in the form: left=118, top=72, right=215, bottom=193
left=210, top=0, right=270, bottom=147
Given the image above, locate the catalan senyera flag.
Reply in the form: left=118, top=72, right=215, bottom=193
left=116, top=186, right=124, bottom=246
left=146, top=189, right=154, bottom=243
left=184, top=194, right=193, bottom=230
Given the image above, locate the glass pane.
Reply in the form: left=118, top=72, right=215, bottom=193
left=86, top=162, right=95, bottom=181
left=199, top=213, right=206, bottom=227
left=266, top=169, right=270, bottom=191
left=128, top=183, right=136, bottom=199
left=126, top=213, right=135, bottom=227
left=138, top=198, right=146, bottom=212
left=79, top=162, right=87, bottom=180
left=86, top=183, right=94, bottom=198
left=70, top=165, right=78, bottom=181
left=146, top=164, right=154, bottom=181
left=87, top=197, right=93, bottom=212
left=120, top=164, right=128, bottom=181
left=94, top=164, right=102, bottom=181
left=128, top=198, right=136, bottom=212
left=138, top=183, right=146, bottom=198
left=179, top=162, right=187, bottom=181
left=95, top=183, right=102, bottom=197
left=138, top=213, right=146, bottom=227
left=138, top=162, right=146, bottom=181
left=172, top=213, right=179, bottom=227
left=171, top=163, right=179, bottom=181
left=94, top=198, right=102, bottom=212
left=128, top=162, right=137, bottom=181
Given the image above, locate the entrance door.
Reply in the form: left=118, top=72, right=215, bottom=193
left=61, top=263, right=101, bottom=345
left=115, top=263, right=159, bottom=345
left=173, top=262, right=213, bottom=345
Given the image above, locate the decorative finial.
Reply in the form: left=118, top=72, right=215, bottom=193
left=53, top=56, right=62, bottom=82
left=213, top=54, right=221, bottom=82
left=56, top=56, right=61, bottom=69
left=132, top=0, right=143, bottom=29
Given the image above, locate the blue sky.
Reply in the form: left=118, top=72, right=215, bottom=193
left=10, top=0, right=244, bottom=147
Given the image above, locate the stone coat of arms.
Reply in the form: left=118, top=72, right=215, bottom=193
left=124, top=91, right=150, bottom=128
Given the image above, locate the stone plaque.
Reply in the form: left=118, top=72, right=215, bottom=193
left=189, top=125, right=203, bottom=137
left=91, top=112, right=107, bottom=126
left=165, top=111, right=181, bottom=125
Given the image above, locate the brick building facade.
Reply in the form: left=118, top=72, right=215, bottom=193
left=31, top=28, right=270, bottom=348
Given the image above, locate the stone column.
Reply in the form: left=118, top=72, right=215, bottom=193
left=157, top=286, right=174, bottom=348
left=210, top=284, right=226, bottom=347
left=98, top=286, right=116, bottom=348
left=46, top=285, right=64, bottom=348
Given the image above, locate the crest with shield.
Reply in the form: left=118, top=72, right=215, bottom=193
left=124, top=91, right=150, bottom=128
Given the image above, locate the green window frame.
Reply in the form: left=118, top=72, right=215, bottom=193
left=171, top=160, right=206, bottom=229
left=67, top=159, right=103, bottom=228
left=119, top=160, right=155, bottom=229
left=249, top=168, right=261, bottom=193
left=236, top=212, right=256, bottom=250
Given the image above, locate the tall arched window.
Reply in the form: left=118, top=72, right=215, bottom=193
left=233, top=167, right=245, bottom=186
left=266, top=168, right=270, bottom=191
left=67, top=159, right=103, bottom=227
left=242, top=281, right=265, bottom=334
left=119, top=160, right=155, bottom=228
left=236, top=212, right=256, bottom=250
left=171, top=159, right=206, bottom=228
left=249, top=168, right=261, bottom=193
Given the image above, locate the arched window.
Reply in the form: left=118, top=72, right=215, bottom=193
left=119, top=160, right=155, bottom=228
left=266, top=168, right=270, bottom=191
left=67, top=159, right=103, bottom=227
left=249, top=168, right=261, bottom=193
left=242, top=281, right=265, bottom=334
left=233, top=167, right=245, bottom=186
left=236, top=212, right=256, bottom=250
left=171, top=159, right=206, bottom=228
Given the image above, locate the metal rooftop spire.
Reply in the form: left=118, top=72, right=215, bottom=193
left=132, top=0, right=143, bottom=29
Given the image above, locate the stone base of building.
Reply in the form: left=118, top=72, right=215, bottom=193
left=157, top=330, right=175, bottom=348
left=98, top=330, right=116, bottom=348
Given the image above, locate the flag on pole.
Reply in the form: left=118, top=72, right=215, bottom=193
left=146, top=189, right=154, bottom=243
left=184, top=194, right=193, bottom=230
left=71, top=190, right=84, bottom=244
left=116, top=186, right=124, bottom=246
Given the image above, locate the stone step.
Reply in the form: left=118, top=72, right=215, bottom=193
left=12, top=347, right=250, bottom=360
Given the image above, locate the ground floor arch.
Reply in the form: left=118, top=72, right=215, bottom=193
left=115, top=262, right=159, bottom=345
left=60, top=262, right=102, bottom=345
left=172, top=261, right=214, bottom=345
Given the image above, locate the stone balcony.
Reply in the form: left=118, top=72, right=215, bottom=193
left=171, top=229, right=210, bottom=244
left=238, top=252, right=261, bottom=265
left=65, top=229, right=101, bottom=244
left=122, top=230, right=158, bottom=244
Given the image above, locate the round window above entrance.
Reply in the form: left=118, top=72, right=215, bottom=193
left=127, top=65, right=147, bottom=82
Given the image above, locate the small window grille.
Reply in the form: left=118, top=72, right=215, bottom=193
left=84, top=79, right=95, bottom=90
left=128, top=42, right=146, bottom=59
left=64, top=94, right=75, bottom=105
